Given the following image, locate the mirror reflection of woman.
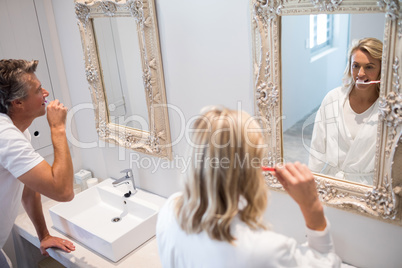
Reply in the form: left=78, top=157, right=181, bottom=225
left=308, top=38, right=382, bottom=185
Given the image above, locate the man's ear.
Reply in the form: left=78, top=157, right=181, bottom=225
left=10, top=99, right=24, bottom=110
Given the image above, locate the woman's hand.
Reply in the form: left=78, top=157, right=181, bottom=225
left=40, top=235, right=75, bottom=256
left=274, top=162, right=326, bottom=231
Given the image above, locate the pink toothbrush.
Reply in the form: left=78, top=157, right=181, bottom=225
left=262, top=166, right=275, bottom=172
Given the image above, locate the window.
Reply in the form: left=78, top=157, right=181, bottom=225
left=309, top=14, right=333, bottom=52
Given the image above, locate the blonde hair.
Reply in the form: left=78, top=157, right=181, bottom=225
left=343, top=37, right=383, bottom=90
left=175, top=107, right=268, bottom=243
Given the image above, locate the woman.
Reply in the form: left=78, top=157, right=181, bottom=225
left=157, top=106, right=341, bottom=267
left=308, top=38, right=382, bottom=185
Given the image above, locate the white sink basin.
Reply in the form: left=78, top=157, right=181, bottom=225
left=49, top=179, right=166, bottom=262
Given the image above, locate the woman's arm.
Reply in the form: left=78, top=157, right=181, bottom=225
left=274, top=162, right=326, bottom=231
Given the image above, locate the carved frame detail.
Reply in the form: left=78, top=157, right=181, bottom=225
left=251, top=0, right=402, bottom=223
left=75, top=0, right=172, bottom=159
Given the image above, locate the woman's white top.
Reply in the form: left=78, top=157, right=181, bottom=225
left=343, top=98, right=376, bottom=140
left=156, top=193, right=341, bottom=268
left=308, top=86, right=379, bottom=184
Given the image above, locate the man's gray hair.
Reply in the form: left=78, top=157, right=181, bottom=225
left=0, top=59, right=39, bottom=114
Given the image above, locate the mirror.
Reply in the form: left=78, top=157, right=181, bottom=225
left=251, top=0, right=402, bottom=224
left=282, top=13, right=385, bottom=186
left=75, top=0, right=172, bottom=159
left=93, top=17, right=149, bottom=131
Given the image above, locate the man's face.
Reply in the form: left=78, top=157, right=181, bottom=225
left=21, top=73, right=49, bottom=118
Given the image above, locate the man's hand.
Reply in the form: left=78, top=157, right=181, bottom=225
left=46, top=99, right=67, bottom=130
left=40, top=234, right=75, bottom=256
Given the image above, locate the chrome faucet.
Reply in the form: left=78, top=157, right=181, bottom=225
left=112, top=169, right=137, bottom=197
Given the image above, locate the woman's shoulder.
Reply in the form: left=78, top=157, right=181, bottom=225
left=157, top=192, right=182, bottom=232
left=326, top=86, right=343, bottom=97
left=166, top=192, right=182, bottom=204
left=159, top=192, right=182, bottom=217
left=320, top=86, right=347, bottom=104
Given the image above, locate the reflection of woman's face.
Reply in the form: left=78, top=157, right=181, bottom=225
left=351, top=49, right=381, bottom=89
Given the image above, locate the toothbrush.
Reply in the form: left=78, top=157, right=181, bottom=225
left=356, top=80, right=381, bottom=85
left=261, top=166, right=275, bottom=172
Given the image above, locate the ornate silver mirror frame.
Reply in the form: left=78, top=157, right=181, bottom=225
left=75, top=0, right=172, bottom=159
left=251, top=0, right=402, bottom=224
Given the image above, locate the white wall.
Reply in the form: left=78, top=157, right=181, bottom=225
left=50, top=1, right=402, bottom=267
left=281, top=14, right=349, bottom=132
left=350, top=13, right=386, bottom=42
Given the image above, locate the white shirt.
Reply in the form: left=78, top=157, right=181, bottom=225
left=157, top=193, right=341, bottom=268
left=343, top=98, right=376, bottom=140
left=0, top=114, right=44, bottom=248
left=308, top=86, right=379, bottom=184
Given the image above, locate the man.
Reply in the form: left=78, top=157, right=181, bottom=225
left=0, top=59, right=75, bottom=266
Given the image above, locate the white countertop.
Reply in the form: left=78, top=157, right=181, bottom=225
left=14, top=198, right=162, bottom=268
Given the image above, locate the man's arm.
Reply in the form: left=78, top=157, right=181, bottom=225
left=18, top=100, right=74, bottom=201
left=22, top=186, right=75, bottom=256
